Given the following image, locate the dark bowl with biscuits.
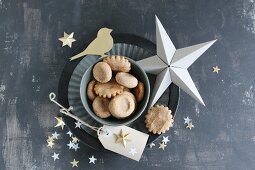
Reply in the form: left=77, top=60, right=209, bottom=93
left=80, top=55, right=150, bottom=126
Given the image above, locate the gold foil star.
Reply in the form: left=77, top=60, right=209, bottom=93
left=59, top=32, right=76, bottom=48
left=72, top=137, right=79, bottom=144
left=159, top=142, right=167, bottom=150
left=47, top=136, right=54, bottom=143
left=55, top=117, right=65, bottom=129
left=47, top=141, right=55, bottom=148
left=114, top=129, right=131, bottom=148
left=212, top=66, right=221, bottom=74
left=70, top=159, right=79, bottom=167
left=186, top=122, right=194, bottom=130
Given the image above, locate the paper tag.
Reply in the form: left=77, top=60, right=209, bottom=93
left=98, top=125, right=149, bottom=161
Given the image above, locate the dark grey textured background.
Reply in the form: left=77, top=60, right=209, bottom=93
left=1, top=0, right=255, bottom=169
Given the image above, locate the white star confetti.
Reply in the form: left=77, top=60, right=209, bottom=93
left=129, top=148, right=138, bottom=156
left=75, top=121, right=82, bottom=128
left=73, top=143, right=80, bottom=151
left=51, top=152, right=59, bottom=161
left=89, top=155, right=97, bottom=164
left=70, top=159, right=79, bottom=167
left=59, top=32, right=76, bottom=48
left=184, top=116, right=192, bottom=124
left=66, top=130, right=73, bottom=137
left=67, top=141, right=74, bottom=149
left=162, top=136, right=170, bottom=144
left=149, top=142, right=155, bottom=148
left=52, top=131, right=60, bottom=139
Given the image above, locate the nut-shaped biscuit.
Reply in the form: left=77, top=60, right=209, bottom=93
left=145, top=105, right=174, bottom=134
left=115, top=72, right=138, bottom=88
left=134, top=81, right=144, bottom=102
left=93, top=62, right=112, bottom=83
left=109, top=93, right=135, bottom=119
left=87, top=80, right=97, bottom=101
left=92, top=96, right=111, bottom=118
left=103, top=55, right=131, bottom=72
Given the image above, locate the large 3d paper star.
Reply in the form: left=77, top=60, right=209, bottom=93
left=137, top=16, right=216, bottom=107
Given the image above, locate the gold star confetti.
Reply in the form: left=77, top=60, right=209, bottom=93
left=55, top=117, right=65, bottom=129
left=70, top=159, right=79, bottom=167
left=114, top=129, right=131, bottom=148
left=47, top=141, right=55, bottom=148
left=212, top=66, right=221, bottom=74
left=72, top=137, right=79, bottom=144
left=59, top=32, right=76, bottom=48
left=159, top=142, right=167, bottom=150
left=47, top=136, right=54, bottom=143
left=186, top=122, right=194, bottom=130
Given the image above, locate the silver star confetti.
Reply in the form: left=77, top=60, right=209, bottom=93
left=184, top=116, right=192, bottom=124
left=51, top=152, right=59, bottom=161
left=66, top=130, right=73, bottom=137
left=162, top=136, right=170, bottom=144
left=52, top=131, right=60, bottom=139
left=149, top=142, right=155, bottom=148
left=67, top=141, right=74, bottom=149
left=75, top=121, right=82, bottom=128
left=129, top=148, right=138, bottom=156
left=73, top=143, right=80, bottom=151
left=89, top=155, right=97, bottom=164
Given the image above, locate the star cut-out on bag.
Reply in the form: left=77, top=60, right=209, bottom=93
left=137, top=16, right=217, bottom=107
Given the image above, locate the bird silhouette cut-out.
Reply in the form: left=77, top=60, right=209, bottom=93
left=70, top=28, right=113, bottom=61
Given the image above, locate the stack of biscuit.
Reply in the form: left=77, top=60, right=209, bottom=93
left=86, top=55, right=145, bottom=119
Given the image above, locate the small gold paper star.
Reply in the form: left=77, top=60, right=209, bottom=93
left=55, top=117, right=65, bottom=129
left=212, top=66, right=221, bottom=74
left=47, top=136, right=54, bottom=143
left=186, top=122, right=194, bottom=130
left=47, top=141, right=55, bottom=148
left=114, top=129, right=131, bottom=148
left=72, top=137, right=79, bottom=144
left=59, top=32, right=76, bottom=48
left=70, top=159, right=79, bottom=167
left=159, top=142, right=167, bottom=150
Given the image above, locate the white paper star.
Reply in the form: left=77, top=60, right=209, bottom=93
left=129, top=148, right=138, bottom=156
left=67, top=141, right=74, bottom=149
left=66, top=130, right=73, bottom=137
left=184, top=116, right=192, bottom=124
left=137, top=16, right=216, bottom=107
left=89, top=155, right=97, bottom=164
left=52, top=131, right=60, bottom=139
left=51, top=152, right=59, bottom=161
left=73, top=143, right=80, bottom=151
left=162, top=136, right=170, bottom=144
left=58, top=32, right=76, bottom=48
left=149, top=142, right=155, bottom=148
left=75, top=121, right=82, bottom=128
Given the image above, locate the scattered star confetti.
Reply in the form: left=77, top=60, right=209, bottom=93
left=129, top=148, right=138, bottom=156
left=75, top=121, right=82, bottom=129
left=73, top=143, right=80, bottom=151
left=162, top=136, right=170, bottom=144
left=47, top=136, right=54, bottom=143
left=66, top=130, right=73, bottom=137
left=149, top=142, right=155, bottom=148
left=52, top=131, right=60, bottom=139
left=59, top=32, right=76, bottom=48
left=72, top=137, right=79, bottom=143
left=88, top=155, right=97, bottom=164
left=114, top=129, right=131, bottom=148
left=159, top=142, right=167, bottom=150
left=70, top=159, right=79, bottom=167
left=47, top=141, right=55, bottom=148
left=67, top=141, right=74, bottom=149
left=212, top=66, right=221, bottom=74
left=186, top=122, right=194, bottom=130
left=55, top=117, right=65, bottom=129
left=51, top=152, right=59, bottom=161
left=184, top=116, right=192, bottom=124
